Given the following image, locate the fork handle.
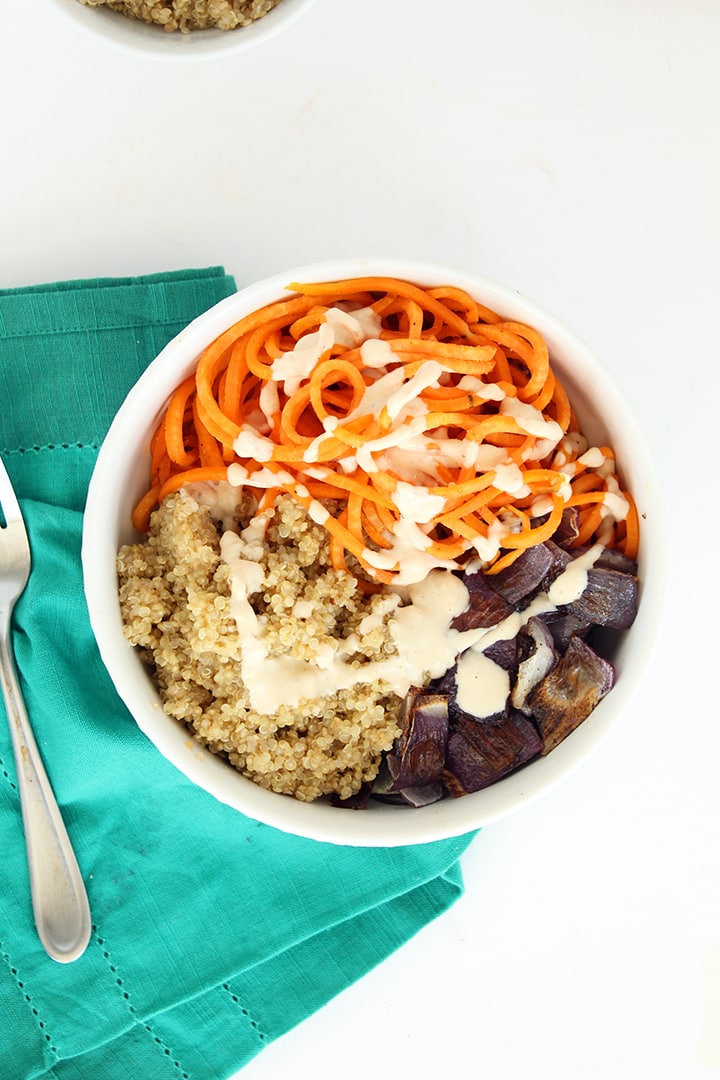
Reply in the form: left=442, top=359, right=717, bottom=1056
left=0, top=628, right=91, bottom=963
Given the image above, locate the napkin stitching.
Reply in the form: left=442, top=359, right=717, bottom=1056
left=0, top=319, right=200, bottom=342
left=220, top=982, right=268, bottom=1045
left=0, top=942, right=60, bottom=1063
left=94, top=931, right=191, bottom=1079
left=0, top=752, right=17, bottom=792
left=0, top=442, right=100, bottom=457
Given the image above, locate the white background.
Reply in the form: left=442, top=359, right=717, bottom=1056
left=2, top=1, right=719, bottom=1077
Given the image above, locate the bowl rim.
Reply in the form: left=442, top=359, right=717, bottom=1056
left=48, top=0, right=319, bottom=61
left=82, top=257, right=667, bottom=846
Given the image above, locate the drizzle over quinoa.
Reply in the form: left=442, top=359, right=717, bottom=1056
left=118, top=493, right=404, bottom=802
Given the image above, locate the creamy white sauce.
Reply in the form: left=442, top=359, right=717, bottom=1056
left=469, top=519, right=508, bottom=563
left=355, top=414, right=428, bottom=474
left=258, top=379, right=280, bottom=429
left=185, top=484, right=242, bottom=531
left=376, top=430, right=501, bottom=479
left=456, top=375, right=506, bottom=401
left=602, top=474, right=630, bottom=522
left=555, top=473, right=574, bottom=502
left=269, top=306, right=382, bottom=397
left=392, top=481, right=446, bottom=523
left=233, top=427, right=275, bottom=462
left=376, top=444, right=444, bottom=485
left=455, top=650, right=510, bottom=719
left=303, top=415, right=338, bottom=463
left=195, top=312, right=626, bottom=675
left=220, top=528, right=606, bottom=717
left=307, top=499, right=330, bottom=525
left=270, top=320, right=334, bottom=395
left=327, top=305, right=382, bottom=346
left=473, top=444, right=510, bottom=471
left=558, top=431, right=588, bottom=461
left=360, top=337, right=394, bottom=369
left=219, top=532, right=265, bottom=639
left=227, top=464, right=294, bottom=489
left=229, top=567, right=468, bottom=715
left=238, top=510, right=272, bottom=561
left=384, top=360, right=443, bottom=420
left=357, top=595, right=400, bottom=635
left=361, top=517, right=465, bottom=585
left=457, top=543, right=605, bottom=654
left=243, top=408, right=270, bottom=435
left=343, top=366, right=406, bottom=423
left=522, top=436, right=560, bottom=463
left=493, top=462, right=531, bottom=497
left=530, top=494, right=554, bottom=518
left=500, top=396, right=564, bottom=443
left=578, top=446, right=606, bottom=469
left=546, top=543, right=603, bottom=606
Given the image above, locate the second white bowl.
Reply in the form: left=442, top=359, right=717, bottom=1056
left=49, top=0, right=318, bottom=61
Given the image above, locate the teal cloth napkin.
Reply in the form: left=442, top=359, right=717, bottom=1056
left=0, top=269, right=476, bottom=1080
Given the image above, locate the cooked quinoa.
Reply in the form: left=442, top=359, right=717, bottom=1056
left=77, top=0, right=280, bottom=33
left=117, top=491, right=403, bottom=802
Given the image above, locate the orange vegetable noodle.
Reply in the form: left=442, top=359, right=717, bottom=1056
left=134, top=277, right=637, bottom=582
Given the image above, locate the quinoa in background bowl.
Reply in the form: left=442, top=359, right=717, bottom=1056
left=82, top=258, right=663, bottom=847
left=76, top=0, right=280, bottom=33
left=49, top=0, right=318, bottom=59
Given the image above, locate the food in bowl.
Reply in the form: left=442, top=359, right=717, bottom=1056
left=76, top=0, right=280, bottom=32
left=117, top=275, right=639, bottom=808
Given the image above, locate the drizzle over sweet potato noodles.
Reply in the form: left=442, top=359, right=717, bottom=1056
left=132, top=277, right=639, bottom=582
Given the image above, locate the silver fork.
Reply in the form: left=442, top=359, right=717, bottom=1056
left=0, top=456, right=91, bottom=963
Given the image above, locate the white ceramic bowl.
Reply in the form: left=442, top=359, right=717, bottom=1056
left=82, top=258, right=663, bottom=846
left=49, top=0, right=317, bottom=61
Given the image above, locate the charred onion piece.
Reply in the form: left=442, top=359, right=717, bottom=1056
left=483, top=636, right=518, bottom=671
left=331, top=782, right=374, bottom=810
left=593, top=548, right=638, bottom=575
left=528, top=636, right=616, bottom=754
left=554, top=506, right=580, bottom=547
left=394, top=782, right=445, bottom=807
left=443, top=708, right=543, bottom=796
left=429, top=665, right=507, bottom=727
left=562, top=566, right=639, bottom=630
left=512, top=617, right=557, bottom=714
left=541, top=610, right=593, bottom=650
left=450, top=571, right=512, bottom=631
left=490, top=542, right=556, bottom=605
left=387, top=689, right=449, bottom=791
left=366, top=540, right=636, bottom=808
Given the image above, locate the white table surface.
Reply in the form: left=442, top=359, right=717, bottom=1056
left=3, top=1, right=719, bottom=1077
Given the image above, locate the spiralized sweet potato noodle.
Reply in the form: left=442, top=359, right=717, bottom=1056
left=133, top=277, right=639, bottom=583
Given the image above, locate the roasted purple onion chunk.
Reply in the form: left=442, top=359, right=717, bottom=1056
left=359, top=533, right=640, bottom=808
left=372, top=689, right=449, bottom=807
left=443, top=708, right=543, bottom=798
left=529, top=635, right=616, bottom=754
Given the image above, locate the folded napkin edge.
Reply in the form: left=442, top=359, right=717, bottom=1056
left=0, top=267, right=231, bottom=299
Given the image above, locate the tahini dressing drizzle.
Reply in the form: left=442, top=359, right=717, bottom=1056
left=184, top=304, right=626, bottom=717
